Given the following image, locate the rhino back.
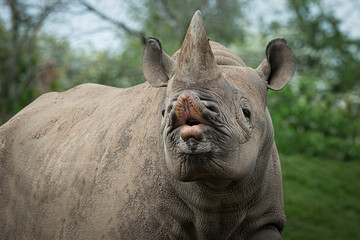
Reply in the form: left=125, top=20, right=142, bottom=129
left=0, top=83, right=167, bottom=239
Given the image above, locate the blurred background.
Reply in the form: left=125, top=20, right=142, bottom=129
left=0, top=0, right=359, bottom=239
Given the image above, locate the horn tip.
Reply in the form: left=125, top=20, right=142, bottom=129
left=189, top=10, right=204, bottom=35
left=192, top=10, right=202, bottom=21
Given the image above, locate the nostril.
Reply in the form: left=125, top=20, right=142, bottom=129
left=204, top=102, right=220, bottom=113
left=166, top=104, right=174, bottom=114
left=207, top=106, right=217, bottom=112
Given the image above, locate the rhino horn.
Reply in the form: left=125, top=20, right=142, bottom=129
left=176, top=11, right=221, bottom=84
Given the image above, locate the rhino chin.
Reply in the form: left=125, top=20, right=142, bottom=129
left=178, top=135, right=212, bottom=154
left=167, top=150, right=234, bottom=185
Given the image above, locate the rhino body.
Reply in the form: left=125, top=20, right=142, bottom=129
left=0, top=12, right=295, bottom=239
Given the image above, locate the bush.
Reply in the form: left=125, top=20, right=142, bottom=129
left=269, top=76, right=360, bottom=161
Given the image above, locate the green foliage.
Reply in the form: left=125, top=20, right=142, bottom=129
left=0, top=0, right=69, bottom=124
left=269, top=0, right=360, bottom=94
left=0, top=19, right=41, bottom=124
left=61, top=40, right=145, bottom=89
left=269, top=76, right=360, bottom=161
left=281, top=154, right=360, bottom=239
left=255, top=0, right=360, bottom=162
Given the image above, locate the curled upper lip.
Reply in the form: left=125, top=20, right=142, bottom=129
left=167, top=92, right=222, bottom=133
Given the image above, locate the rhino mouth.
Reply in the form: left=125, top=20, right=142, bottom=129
left=166, top=91, right=223, bottom=146
left=175, top=92, right=207, bottom=141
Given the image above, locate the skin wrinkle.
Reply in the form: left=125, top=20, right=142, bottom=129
left=220, top=66, right=268, bottom=110
left=218, top=99, right=251, bottom=145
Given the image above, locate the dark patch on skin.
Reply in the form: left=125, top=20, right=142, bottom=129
left=118, top=134, right=131, bottom=150
left=117, top=106, right=146, bottom=151
left=59, top=218, right=66, bottom=239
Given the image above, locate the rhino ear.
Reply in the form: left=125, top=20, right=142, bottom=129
left=257, top=38, right=296, bottom=90
left=142, top=38, right=176, bottom=87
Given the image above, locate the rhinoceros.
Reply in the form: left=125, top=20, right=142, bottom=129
left=0, top=11, right=295, bottom=239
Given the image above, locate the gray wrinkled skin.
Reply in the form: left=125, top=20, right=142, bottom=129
left=0, top=11, right=295, bottom=239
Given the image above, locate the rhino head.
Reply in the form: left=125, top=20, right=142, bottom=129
left=143, top=11, right=295, bottom=190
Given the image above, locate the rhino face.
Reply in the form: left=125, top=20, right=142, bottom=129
left=143, top=11, right=295, bottom=188
left=161, top=81, right=258, bottom=185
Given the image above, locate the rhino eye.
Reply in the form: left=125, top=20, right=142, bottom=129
left=161, top=109, right=165, bottom=117
left=239, top=97, right=252, bottom=121
left=242, top=109, right=251, bottom=119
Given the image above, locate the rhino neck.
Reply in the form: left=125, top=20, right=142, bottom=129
left=156, top=120, right=285, bottom=236
left=158, top=112, right=276, bottom=213
left=169, top=164, right=266, bottom=212
left=156, top=146, right=284, bottom=239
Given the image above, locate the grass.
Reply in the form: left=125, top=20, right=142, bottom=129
left=281, top=155, right=360, bottom=240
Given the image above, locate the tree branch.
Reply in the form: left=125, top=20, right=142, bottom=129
left=78, top=0, right=146, bottom=44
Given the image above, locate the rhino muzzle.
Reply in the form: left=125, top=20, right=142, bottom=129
left=167, top=90, right=223, bottom=148
left=170, top=91, right=222, bottom=142
left=176, top=92, right=205, bottom=141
